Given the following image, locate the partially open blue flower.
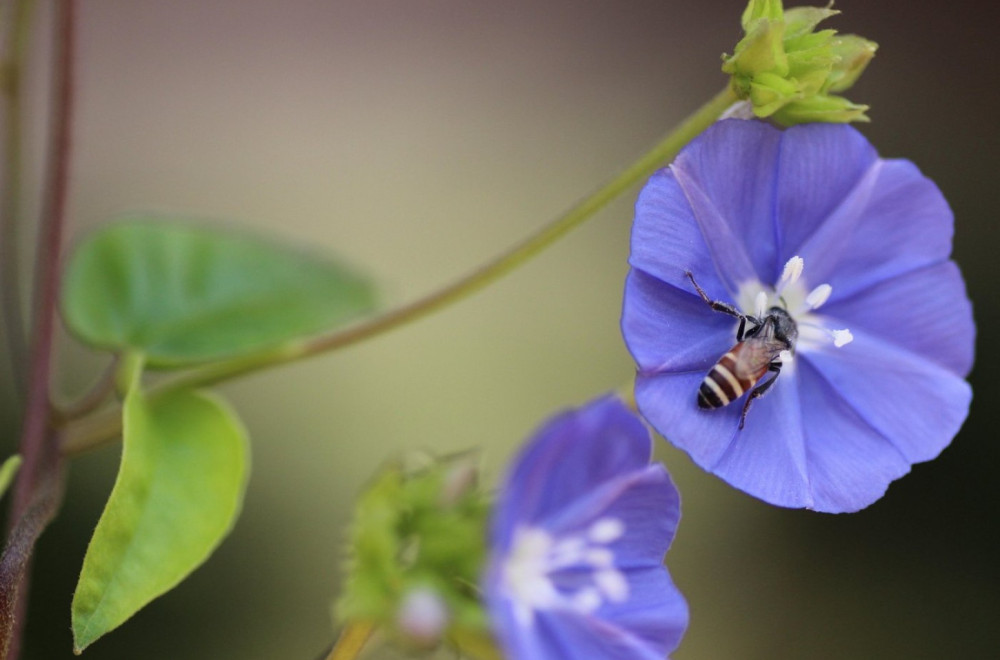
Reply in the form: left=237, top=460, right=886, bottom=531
left=485, top=396, right=688, bottom=659
left=622, top=119, right=974, bottom=513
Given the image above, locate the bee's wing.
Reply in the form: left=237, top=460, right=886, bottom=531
left=729, top=339, right=774, bottom=384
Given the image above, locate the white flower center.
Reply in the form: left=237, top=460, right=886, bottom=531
left=737, top=256, right=853, bottom=355
left=500, top=517, right=629, bottom=627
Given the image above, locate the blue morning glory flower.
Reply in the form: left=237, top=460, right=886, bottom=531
left=485, top=396, right=688, bottom=659
left=621, top=119, right=974, bottom=513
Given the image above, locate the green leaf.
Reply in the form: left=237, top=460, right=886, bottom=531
left=61, top=217, right=377, bottom=367
left=71, top=386, right=250, bottom=652
left=0, top=455, right=22, bottom=501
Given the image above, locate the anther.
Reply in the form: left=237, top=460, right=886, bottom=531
left=777, top=256, right=804, bottom=291
left=805, top=284, right=832, bottom=310
left=831, top=329, right=853, bottom=347
left=587, top=518, right=625, bottom=544
left=754, top=291, right=769, bottom=317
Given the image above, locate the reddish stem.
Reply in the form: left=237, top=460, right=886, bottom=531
left=2, top=1, right=75, bottom=657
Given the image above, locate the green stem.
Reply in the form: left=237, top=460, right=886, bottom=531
left=50, top=355, right=119, bottom=422
left=323, top=621, right=375, bottom=660
left=58, top=84, right=737, bottom=456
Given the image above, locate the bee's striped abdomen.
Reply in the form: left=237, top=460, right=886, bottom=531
left=697, top=351, right=753, bottom=409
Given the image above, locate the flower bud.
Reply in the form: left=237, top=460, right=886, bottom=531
left=438, top=450, right=480, bottom=507
left=723, top=0, right=876, bottom=125
left=396, top=586, right=450, bottom=648
left=337, top=453, right=492, bottom=655
left=826, top=34, right=878, bottom=93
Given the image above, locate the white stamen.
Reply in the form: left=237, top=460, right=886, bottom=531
left=805, top=284, right=833, bottom=310
left=570, top=587, right=602, bottom=614
left=502, top=522, right=632, bottom=622
left=754, top=291, right=769, bottom=318
left=585, top=548, right=614, bottom=568
left=778, top=256, right=805, bottom=290
left=588, top=518, right=625, bottom=544
left=594, top=569, right=630, bottom=602
left=549, top=536, right=584, bottom=567
left=502, top=528, right=562, bottom=626
left=831, top=329, right=854, bottom=347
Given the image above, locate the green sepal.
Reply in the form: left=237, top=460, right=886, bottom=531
left=741, top=0, right=784, bottom=29
left=749, top=72, right=803, bottom=116
left=783, top=6, right=839, bottom=39
left=71, top=380, right=250, bottom=652
left=773, top=93, right=871, bottom=125
left=724, top=17, right=788, bottom=79
left=826, top=35, right=878, bottom=93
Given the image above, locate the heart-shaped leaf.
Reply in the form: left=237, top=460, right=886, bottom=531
left=61, top=218, right=376, bottom=367
left=71, top=386, right=249, bottom=652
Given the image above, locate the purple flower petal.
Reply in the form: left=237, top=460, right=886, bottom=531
left=635, top=365, right=814, bottom=508
left=635, top=370, right=740, bottom=466
left=538, top=605, right=677, bottom=660
left=821, top=261, right=974, bottom=377
left=542, top=464, right=679, bottom=566
left=799, top=329, right=972, bottom=465
left=670, top=119, right=783, bottom=288
left=794, top=159, right=956, bottom=299
left=773, top=123, right=879, bottom=285
left=628, top=169, right=730, bottom=301
left=622, top=269, right=734, bottom=375
left=488, top=604, right=551, bottom=659
left=491, top=396, right=652, bottom=550
left=598, top=565, right=688, bottom=657
left=795, top=358, right=913, bottom=513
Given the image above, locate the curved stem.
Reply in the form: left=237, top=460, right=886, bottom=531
left=323, top=621, right=375, bottom=660
left=174, top=84, right=736, bottom=385
left=58, top=85, right=737, bottom=456
left=2, top=1, right=75, bottom=658
left=50, top=355, right=119, bottom=422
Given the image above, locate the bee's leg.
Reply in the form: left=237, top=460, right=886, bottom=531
left=738, top=362, right=782, bottom=430
left=736, top=316, right=746, bottom=341
left=684, top=271, right=744, bottom=319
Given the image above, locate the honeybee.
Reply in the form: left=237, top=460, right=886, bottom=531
left=685, top=271, right=797, bottom=429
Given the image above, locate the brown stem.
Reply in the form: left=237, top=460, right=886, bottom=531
left=0, top=440, right=63, bottom=660
left=1, top=1, right=75, bottom=657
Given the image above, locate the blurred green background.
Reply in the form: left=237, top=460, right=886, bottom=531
left=2, top=1, right=996, bottom=658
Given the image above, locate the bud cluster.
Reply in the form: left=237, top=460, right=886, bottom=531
left=337, top=452, right=492, bottom=652
left=722, top=0, right=877, bottom=124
